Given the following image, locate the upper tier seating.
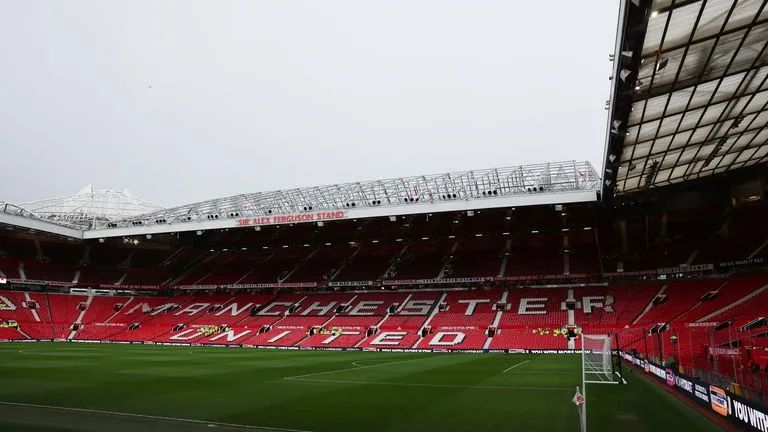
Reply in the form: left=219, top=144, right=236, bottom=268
left=40, top=241, right=83, bottom=266
left=447, top=239, right=505, bottom=278
left=286, top=246, right=352, bottom=283
left=391, top=241, right=450, bottom=279
left=333, top=244, right=401, bottom=281
left=23, top=261, right=75, bottom=283
left=120, top=268, right=170, bottom=287
left=194, top=252, right=267, bottom=285
left=237, top=249, right=311, bottom=284
left=0, top=258, right=21, bottom=279
left=505, top=234, right=563, bottom=276
left=77, top=267, right=126, bottom=286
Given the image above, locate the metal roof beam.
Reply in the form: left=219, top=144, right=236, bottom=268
left=711, top=91, right=768, bottom=173
left=626, top=97, right=768, bottom=149
left=680, top=17, right=768, bottom=180
left=653, top=0, right=703, bottom=16
left=621, top=120, right=768, bottom=167
left=626, top=0, right=712, bottom=191
left=634, top=65, right=768, bottom=116
left=641, top=17, right=768, bottom=61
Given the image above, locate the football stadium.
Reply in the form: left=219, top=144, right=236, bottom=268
left=3, top=0, right=768, bottom=431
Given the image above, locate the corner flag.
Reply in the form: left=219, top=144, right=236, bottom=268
left=573, top=386, right=586, bottom=432
left=572, top=387, right=585, bottom=406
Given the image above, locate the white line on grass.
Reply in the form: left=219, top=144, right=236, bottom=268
left=286, top=377, right=572, bottom=391
left=284, top=355, right=451, bottom=380
left=615, top=371, right=628, bottom=384
left=0, top=401, right=315, bottom=432
left=502, top=360, right=530, bottom=373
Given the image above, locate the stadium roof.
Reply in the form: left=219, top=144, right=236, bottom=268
left=603, top=0, right=768, bottom=196
left=20, top=185, right=164, bottom=230
left=0, top=161, right=600, bottom=239
left=0, top=200, right=84, bottom=238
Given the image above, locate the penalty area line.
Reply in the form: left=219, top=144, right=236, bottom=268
left=0, top=401, right=315, bottom=432
left=284, top=377, right=572, bottom=391
left=503, top=360, right=530, bottom=373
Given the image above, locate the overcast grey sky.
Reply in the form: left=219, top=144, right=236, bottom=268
left=1, top=1, right=618, bottom=207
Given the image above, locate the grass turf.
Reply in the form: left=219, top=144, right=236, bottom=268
left=0, top=343, right=722, bottom=432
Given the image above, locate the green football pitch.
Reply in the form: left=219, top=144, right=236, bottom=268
left=0, top=343, right=721, bottom=432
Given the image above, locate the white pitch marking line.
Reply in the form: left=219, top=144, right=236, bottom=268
left=0, top=401, right=315, bottom=432
left=286, top=377, right=572, bottom=391
left=503, top=360, right=530, bottom=373
left=284, top=355, right=452, bottom=380
left=615, top=371, right=628, bottom=384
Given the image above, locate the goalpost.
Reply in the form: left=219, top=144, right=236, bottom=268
left=578, top=334, right=622, bottom=432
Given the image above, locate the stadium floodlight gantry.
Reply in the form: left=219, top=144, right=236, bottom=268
left=603, top=0, right=768, bottom=197
left=0, top=161, right=600, bottom=239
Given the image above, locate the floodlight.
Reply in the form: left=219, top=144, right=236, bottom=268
left=619, top=69, right=632, bottom=82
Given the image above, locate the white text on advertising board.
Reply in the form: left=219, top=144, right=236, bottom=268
left=237, top=211, right=346, bottom=226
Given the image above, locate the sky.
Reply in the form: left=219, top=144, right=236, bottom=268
left=0, top=1, right=619, bottom=208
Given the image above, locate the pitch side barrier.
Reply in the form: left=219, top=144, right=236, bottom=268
left=2, top=339, right=606, bottom=356
left=620, top=352, right=768, bottom=432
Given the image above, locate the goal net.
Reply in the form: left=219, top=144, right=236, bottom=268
left=577, top=334, right=621, bottom=432
left=581, top=334, right=616, bottom=384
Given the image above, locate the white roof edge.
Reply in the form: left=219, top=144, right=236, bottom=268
left=0, top=211, right=84, bottom=239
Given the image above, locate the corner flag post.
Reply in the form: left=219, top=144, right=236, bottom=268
left=615, top=332, right=624, bottom=385
left=580, top=332, right=588, bottom=432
